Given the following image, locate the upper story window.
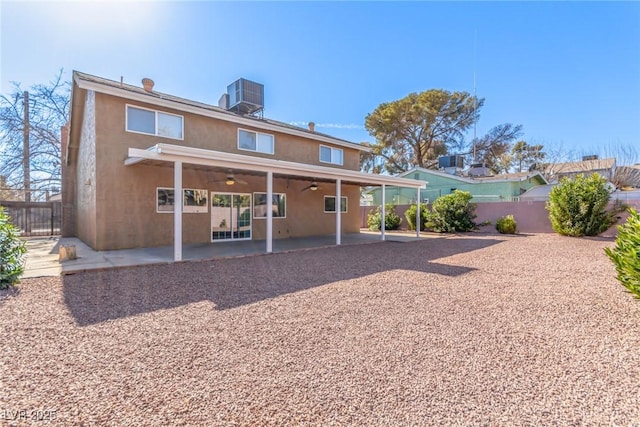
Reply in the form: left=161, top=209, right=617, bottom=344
left=238, top=129, right=274, bottom=155
left=126, top=105, right=183, bottom=140
left=319, top=145, right=343, bottom=165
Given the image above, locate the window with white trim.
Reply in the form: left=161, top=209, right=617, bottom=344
left=127, top=105, right=183, bottom=139
left=319, top=145, right=343, bottom=165
left=238, top=129, right=274, bottom=154
left=157, top=187, right=208, bottom=213
left=253, top=193, right=286, bottom=218
left=324, top=196, right=347, bottom=213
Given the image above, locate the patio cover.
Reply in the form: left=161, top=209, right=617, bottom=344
left=125, top=143, right=426, bottom=261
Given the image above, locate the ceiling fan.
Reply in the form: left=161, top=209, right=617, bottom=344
left=301, top=181, right=320, bottom=192
left=210, top=171, right=248, bottom=186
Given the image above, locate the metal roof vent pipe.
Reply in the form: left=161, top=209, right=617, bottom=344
left=142, top=78, right=154, bottom=92
left=308, top=122, right=315, bottom=132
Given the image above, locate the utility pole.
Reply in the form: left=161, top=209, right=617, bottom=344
left=23, top=91, right=31, bottom=232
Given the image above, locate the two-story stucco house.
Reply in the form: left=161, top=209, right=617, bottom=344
left=62, top=71, right=424, bottom=260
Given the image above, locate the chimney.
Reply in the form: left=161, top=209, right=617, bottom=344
left=142, top=78, right=154, bottom=92
left=308, top=122, right=315, bottom=132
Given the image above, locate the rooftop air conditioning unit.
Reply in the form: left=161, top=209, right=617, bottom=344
left=582, top=155, right=599, bottom=161
left=225, top=78, right=264, bottom=116
left=438, top=155, right=464, bottom=170
left=469, top=163, right=491, bottom=177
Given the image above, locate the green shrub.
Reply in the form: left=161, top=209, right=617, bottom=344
left=496, top=215, right=517, bottom=234
left=0, top=207, right=26, bottom=289
left=426, top=190, right=477, bottom=233
left=605, top=209, right=640, bottom=299
left=367, top=204, right=402, bottom=231
left=404, top=203, right=429, bottom=231
left=547, top=173, right=621, bottom=237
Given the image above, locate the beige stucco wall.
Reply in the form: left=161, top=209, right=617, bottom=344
left=61, top=124, right=75, bottom=237
left=95, top=94, right=361, bottom=169
left=75, top=90, right=97, bottom=247
left=85, top=92, right=361, bottom=250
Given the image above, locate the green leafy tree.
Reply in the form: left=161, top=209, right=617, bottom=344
left=511, top=140, right=546, bottom=172
left=490, top=152, right=514, bottom=175
left=605, top=209, right=640, bottom=299
left=0, top=207, right=27, bottom=288
left=363, top=89, right=481, bottom=174
left=427, top=190, right=477, bottom=233
left=547, top=173, right=620, bottom=236
left=362, top=89, right=525, bottom=175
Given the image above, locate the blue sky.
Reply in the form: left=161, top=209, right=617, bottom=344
left=1, top=1, right=639, bottom=158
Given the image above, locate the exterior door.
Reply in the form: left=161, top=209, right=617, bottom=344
left=211, top=192, right=251, bottom=242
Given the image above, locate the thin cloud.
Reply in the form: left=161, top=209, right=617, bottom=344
left=290, top=121, right=364, bottom=130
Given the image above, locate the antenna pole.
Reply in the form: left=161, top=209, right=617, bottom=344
left=472, top=30, right=477, bottom=164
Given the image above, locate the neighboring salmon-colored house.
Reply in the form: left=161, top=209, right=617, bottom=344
left=62, top=71, right=424, bottom=259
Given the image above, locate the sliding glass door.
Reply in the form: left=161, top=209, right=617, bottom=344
left=211, top=193, right=251, bottom=242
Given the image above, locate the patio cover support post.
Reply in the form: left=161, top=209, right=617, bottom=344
left=381, top=184, right=386, bottom=241
left=336, top=178, right=341, bottom=245
left=266, top=171, right=273, bottom=253
left=416, top=188, right=421, bottom=238
left=174, top=161, right=183, bottom=262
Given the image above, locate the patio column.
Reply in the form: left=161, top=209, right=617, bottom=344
left=266, top=171, right=273, bottom=253
left=381, top=184, right=386, bottom=241
left=336, top=178, right=341, bottom=245
left=416, top=187, right=421, bottom=238
left=174, top=161, right=183, bottom=262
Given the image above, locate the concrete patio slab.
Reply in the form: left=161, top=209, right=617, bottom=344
left=22, top=231, right=434, bottom=277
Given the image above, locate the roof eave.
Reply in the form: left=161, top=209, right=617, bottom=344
left=126, top=143, right=424, bottom=189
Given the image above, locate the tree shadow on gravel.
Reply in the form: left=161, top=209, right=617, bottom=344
left=63, top=237, right=504, bottom=326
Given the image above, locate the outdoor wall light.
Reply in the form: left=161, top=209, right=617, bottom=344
left=301, top=181, right=320, bottom=192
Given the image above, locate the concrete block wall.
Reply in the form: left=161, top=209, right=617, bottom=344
left=360, top=199, right=640, bottom=235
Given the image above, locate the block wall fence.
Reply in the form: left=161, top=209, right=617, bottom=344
left=360, top=200, right=640, bottom=235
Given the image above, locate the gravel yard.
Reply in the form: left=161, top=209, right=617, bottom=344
left=1, top=233, right=639, bottom=426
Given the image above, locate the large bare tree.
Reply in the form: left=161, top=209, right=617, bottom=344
left=530, top=141, right=639, bottom=188
left=0, top=70, right=69, bottom=200
left=0, top=175, right=21, bottom=201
